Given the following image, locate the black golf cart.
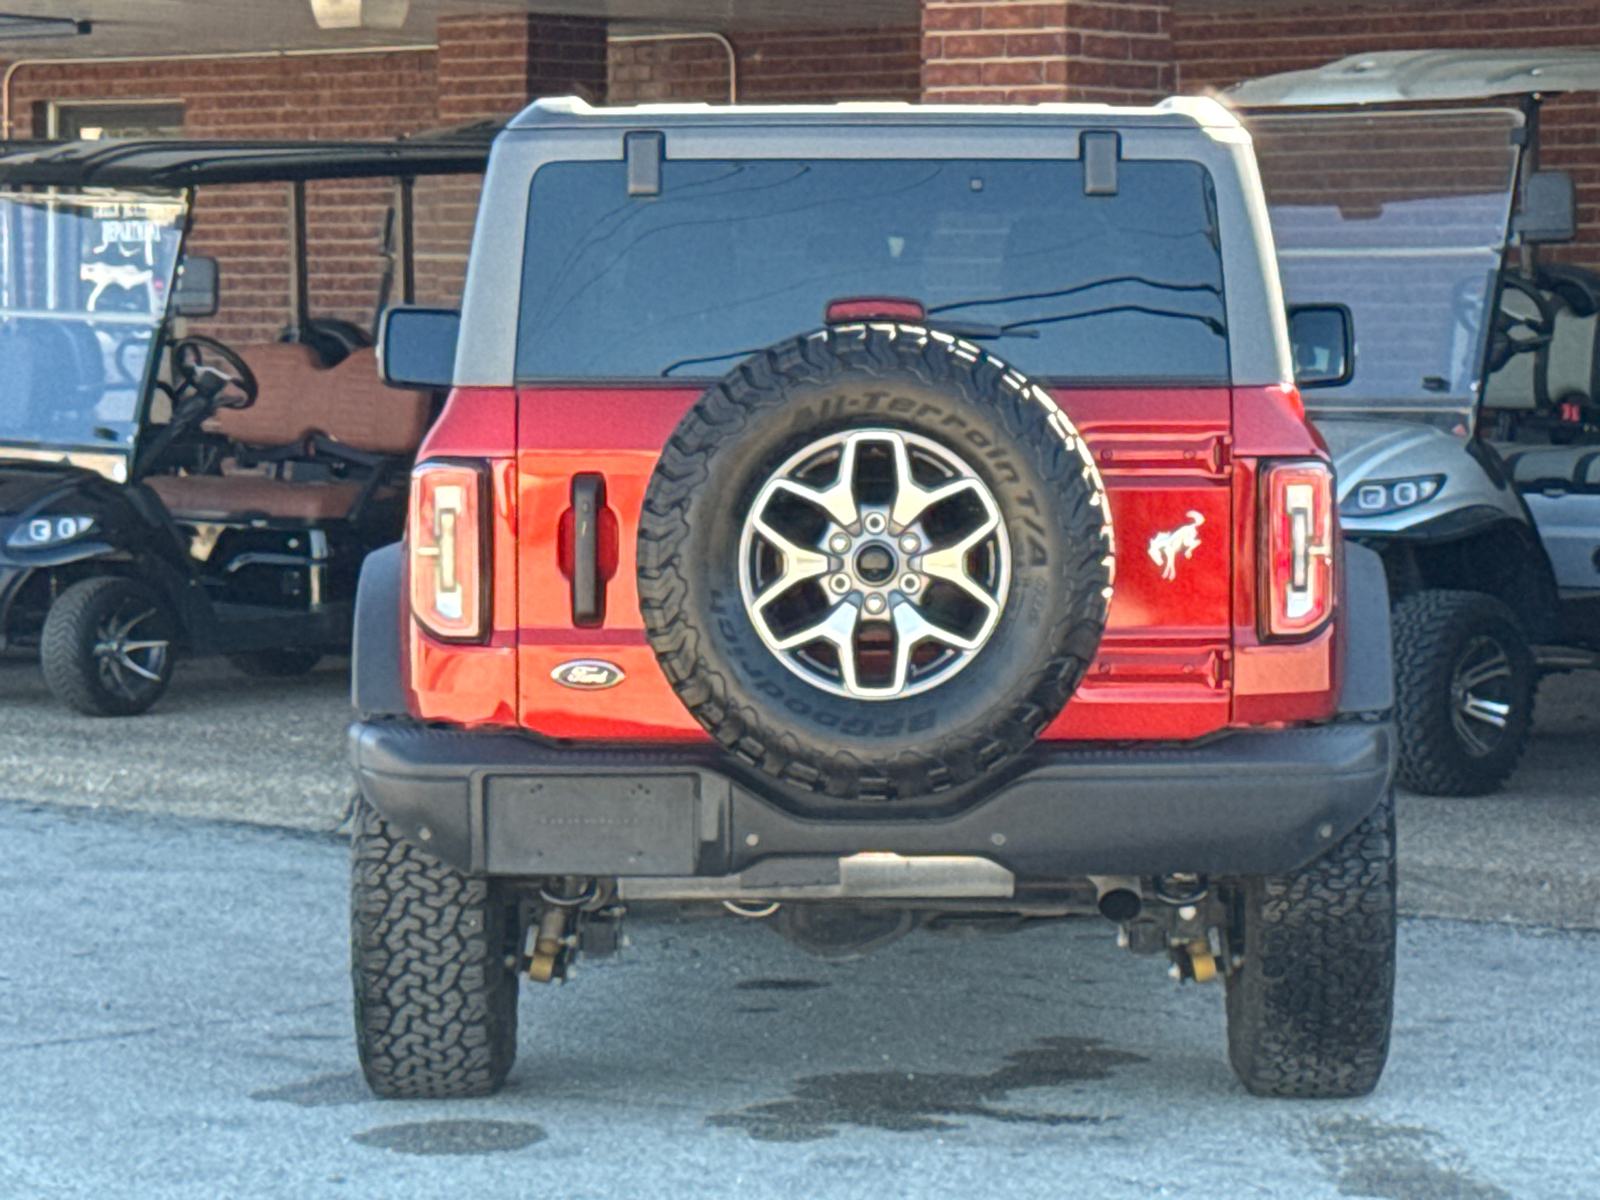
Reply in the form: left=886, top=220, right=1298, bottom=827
left=0, top=134, right=489, bottom=714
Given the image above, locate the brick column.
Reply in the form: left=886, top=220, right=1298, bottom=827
left=922, top=1, right=1174, bottom=104
left=436, top=13, right=609, bottom=124
left=609, top=29, right=923, bottom=104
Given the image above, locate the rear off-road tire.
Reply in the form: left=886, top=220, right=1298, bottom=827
left=1223, top=789, right=1396, bottom=1099
left=350, top=800, right=519, bottom=1099
left=1392, top=589, right=1534, bottom=796
left=41, top=575, right=177, bottom=716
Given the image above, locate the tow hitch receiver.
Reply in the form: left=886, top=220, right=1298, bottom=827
left=1108, top=874, right=1229, bottom=984
left=525, top=907, right=570, bottom=983
left=521, top=890, right=627, bottom=984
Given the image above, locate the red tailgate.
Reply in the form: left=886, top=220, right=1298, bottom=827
left=513, top=385, right=1236, bottom=744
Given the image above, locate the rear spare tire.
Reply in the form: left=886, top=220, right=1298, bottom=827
left=638, top=323, right=1114, bottom=803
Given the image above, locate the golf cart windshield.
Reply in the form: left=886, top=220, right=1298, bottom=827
left=1249, top=108, right=1520, bottom=425
left=0, top=189, right=186, bottom=477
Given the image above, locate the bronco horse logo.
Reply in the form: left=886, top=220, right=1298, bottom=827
left=1147, top=511, right=1205, bottom=581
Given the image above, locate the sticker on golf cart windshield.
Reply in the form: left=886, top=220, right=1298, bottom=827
left=74, top=201, right=184, bottom=313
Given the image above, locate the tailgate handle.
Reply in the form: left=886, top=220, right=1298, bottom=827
left=570, top=473, right=606, bottom=626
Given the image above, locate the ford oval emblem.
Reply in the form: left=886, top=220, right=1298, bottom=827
left=551, top=659, right=626, bottom=690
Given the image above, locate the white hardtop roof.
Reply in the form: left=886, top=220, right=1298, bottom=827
left=1227, top=49, right=1600, bottom=108
left=508, top=93, right=1241, bottom=134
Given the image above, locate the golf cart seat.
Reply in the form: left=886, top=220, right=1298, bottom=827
left=1542, top=266, right=1600, bottom=412
left=1483, top=267, right=1600, bottom=414
left=146, top=473, right=369, bottom=522
left=1544, top=299, right=1600, bottom=406
left=208, top=343, right=431, bottom=454
left=1482, top=283, right=1553, bottom=411
left=147, top=343, right=431, bottom=522
left=1501, top=446, right=1600, bottom=494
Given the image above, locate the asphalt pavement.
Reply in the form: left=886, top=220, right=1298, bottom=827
left=0, top=654, right=351, bottom=830
left=3, top=800, right=1598, bottom=1199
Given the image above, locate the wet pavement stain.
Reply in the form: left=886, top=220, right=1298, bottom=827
left=251, top=1072, right=370, bottom=1108
left=1306, top=1115, right=1509, bottom=1200
left=735, top=979, right=829, bottom=992
left=707, top=1036, right=1143, bottom=1142
left=351, top=1120, right=547, bottom=1156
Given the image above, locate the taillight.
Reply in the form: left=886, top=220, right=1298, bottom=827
left=409, top=460, right=486, bottom=641
left=1260, top=459, right=1336, bottom=639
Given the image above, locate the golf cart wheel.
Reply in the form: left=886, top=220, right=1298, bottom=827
left=228, top=649, right=322, bottom=678
left=351, top=800, right=518, bottom=1099
left=1222, top=789, right=1396, bottom=1099
left=1392, top=589, right=1535, bottom=796
left=41, top=576, right=177, bottom=717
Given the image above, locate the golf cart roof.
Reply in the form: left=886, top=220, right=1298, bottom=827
left=1227, top=49, right=1600, bottom=108
left=0, top=124, right=497, bottom=189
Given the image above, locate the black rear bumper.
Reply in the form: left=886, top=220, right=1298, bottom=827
left=349, top=716, right=1395, bottom=882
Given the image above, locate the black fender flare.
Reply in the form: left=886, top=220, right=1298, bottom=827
left=1338, top=540, right=1394, bottom=715
left=351, top=541, right=408, bottom=717
left=1353, top=512, right=1559, bottom=642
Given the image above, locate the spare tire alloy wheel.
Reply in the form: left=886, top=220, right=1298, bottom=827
left=740, top=428, right=1009, bottom=699
left=639, top=324, right=1115, bottom=803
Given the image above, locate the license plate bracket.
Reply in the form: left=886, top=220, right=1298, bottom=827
left=483, top=774, right=698, bottom=876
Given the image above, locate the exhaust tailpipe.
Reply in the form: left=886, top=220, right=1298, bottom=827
left=1089, top=874, right=1142, bottom=923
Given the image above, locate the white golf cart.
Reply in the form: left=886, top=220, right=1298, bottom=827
left=1232, top=50, right=1600, bottom=795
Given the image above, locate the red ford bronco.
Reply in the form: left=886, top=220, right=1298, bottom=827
left=350, top=96, right=1398, bottom=1102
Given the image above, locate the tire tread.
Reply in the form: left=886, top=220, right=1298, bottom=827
left=1225, top=791, right=1397, bottom=1099
left=1392, top=589, right=1534, bottom=796
left=350, top=800, right=518, bottom=1099
left=40, top=575, right=174, bottom=717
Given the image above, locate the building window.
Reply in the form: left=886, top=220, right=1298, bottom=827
left=48, top=101, right=184, bottom=140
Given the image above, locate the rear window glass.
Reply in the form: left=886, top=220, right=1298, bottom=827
left=516, top=157, right=1229, bottom=383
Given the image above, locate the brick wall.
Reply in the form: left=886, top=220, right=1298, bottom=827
left=921, top=1, right=1175, bottom=104
left=1, top=14, right=612, bottom=347
left=13, top=3, right=1600, bottom=305
left=608, top=27, right=922, bottom=103
left=1172, top=0, right=1600, bottom=270
left=5, top=50, right=438, bottom=344
left=3, top=19, right=926, bottom=347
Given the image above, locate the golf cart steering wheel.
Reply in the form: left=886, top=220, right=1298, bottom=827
left=1486, top=274, right=1556, bottom=376
left=172, top=335, right=258, bottom=410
